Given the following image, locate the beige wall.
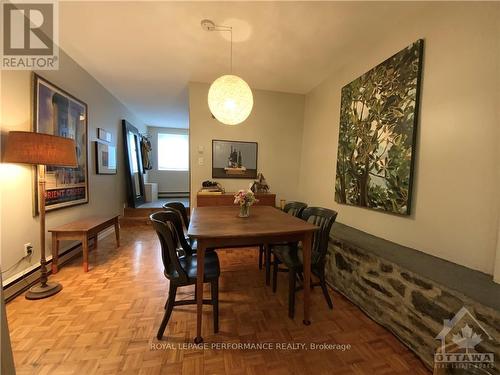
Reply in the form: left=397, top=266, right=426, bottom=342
left=146, top=126, right=189, bottom=193
left=189, top=82, right=304, bottom=207
left=0, top=50, right=145, bottom=282
left=298, top=4, right=500, bottom=275
left=495, top=223, right=500, bottom=283
left=494, top=4, right=500, bottom=282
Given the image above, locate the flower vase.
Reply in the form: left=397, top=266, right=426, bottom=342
left=239, top=204, right=250, bottom=218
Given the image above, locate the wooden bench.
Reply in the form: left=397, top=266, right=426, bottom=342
left=49, top=215, right=120, bottom=273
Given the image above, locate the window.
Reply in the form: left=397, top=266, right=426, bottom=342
left=158, top=133, right=189, bottom=171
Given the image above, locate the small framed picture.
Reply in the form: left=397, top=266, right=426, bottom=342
left=212, top=140, right=258, bottom=179
left=95, top=141, right=117, bottom=175
left=97, top=128, right=112, bottom=143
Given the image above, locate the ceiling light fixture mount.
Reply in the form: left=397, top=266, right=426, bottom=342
left=202, top=19, right=253, bottom=126
left=200, top=19, right=216, bottom=31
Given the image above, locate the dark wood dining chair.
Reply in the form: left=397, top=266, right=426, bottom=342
left=283, top=201, right=308, bottom=217
left=161, top=207, right=194, bottom=258
left=258, top=201, right=308, bottom=270
left=163, top=202, right=189, bottom=229
left=163, top=202, right=198, bottom=249
left=271, top=207, right=337, bottom=318
left=150, top=211, right=220, bottom=339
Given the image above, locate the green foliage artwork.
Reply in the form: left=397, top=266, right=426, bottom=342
left=335, top=40, right=423, bottom=215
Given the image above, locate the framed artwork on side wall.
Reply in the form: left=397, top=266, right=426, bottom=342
left=33, top=73, right=89, bottom=213
left=212, top=140, right=258, bottom=179
left=97, top=128, right=112, bottom=142
left=95, top=141, right=117, bottom=175
left=334, top=39, right=424, bottom=216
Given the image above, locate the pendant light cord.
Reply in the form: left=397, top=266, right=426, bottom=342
left=207, top=23, right=233, bottom=74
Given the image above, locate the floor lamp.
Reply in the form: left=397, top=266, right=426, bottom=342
left=3, top=131, right=77, bottom=300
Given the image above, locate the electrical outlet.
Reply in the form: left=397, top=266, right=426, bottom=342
left=24, top=243, right=33, bottom=257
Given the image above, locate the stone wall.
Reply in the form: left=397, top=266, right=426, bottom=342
left=325, top=235, right=500, bottom=374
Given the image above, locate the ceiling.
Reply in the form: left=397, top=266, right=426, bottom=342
left=59, top=1, right=427, bottom=128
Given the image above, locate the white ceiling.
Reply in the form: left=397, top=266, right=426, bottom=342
left=59, top=1, right=426, bottom=128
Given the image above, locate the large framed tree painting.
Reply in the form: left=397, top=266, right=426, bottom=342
left=33, top=74, right=89, bottom=212
left=335, top=39, right=423, bottom=215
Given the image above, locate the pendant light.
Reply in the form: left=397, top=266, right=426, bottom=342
left=202, top=19, right=253, bottom=125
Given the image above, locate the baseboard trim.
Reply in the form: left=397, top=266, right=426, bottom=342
left=158, top=192, right=189, bottom=198
left=3, top=227, right=115, bottom=302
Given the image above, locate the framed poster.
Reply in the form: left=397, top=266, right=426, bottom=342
left=212, top=140, right=258, bottom=179
left=95, top=141, right=117, bottom=175
left=33, top=74, right=89, bottom=212
left=334, top=40, right=423, bottom=215
left=97, top=128, right=112, bottom=143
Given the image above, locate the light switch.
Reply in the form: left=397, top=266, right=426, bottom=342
left=198, top=145, right=204, bottom=153
left=198, top=157, right=204, bottom=166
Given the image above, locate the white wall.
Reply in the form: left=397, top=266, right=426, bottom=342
left=0, top=50, right=145, bottom=282
left=298, top=4, right=500, bottom=275
left=146, top=126, right=189, bottom=193
left=189, top=82, right=304, bottom=207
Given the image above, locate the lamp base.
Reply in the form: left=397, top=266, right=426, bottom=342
left=25, top=282, right=62, bottom=300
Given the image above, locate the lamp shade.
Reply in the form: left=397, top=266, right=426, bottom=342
left=3, top=131, right=77, bottom=167
left=208, top=75, right=253, bottom=125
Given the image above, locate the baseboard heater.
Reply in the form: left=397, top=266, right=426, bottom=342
left=2, top=227, right=114, bottom=302
left=158, top=192, right=189, bottom=198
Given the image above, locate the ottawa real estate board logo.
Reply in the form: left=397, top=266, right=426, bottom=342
left=435, top=307, right=495, bottom=371
left=1, top=0, right=59, bottom=69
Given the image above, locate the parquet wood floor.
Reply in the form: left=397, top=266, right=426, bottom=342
left=6, top=224, right=431, bottom=375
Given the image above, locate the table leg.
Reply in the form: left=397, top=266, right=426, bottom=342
left=82, top=235, right=89, bottom=272
left=302, top=231, right=313, bottom=325
left=265, top=243, right=271, bottom=286
left=51, top=234, right=59, bottom=274
left=93, top=235, right=98, bottom=264
left=114, top=219, right=120, bottom=248
left=195, top=239, right=205, bottom=343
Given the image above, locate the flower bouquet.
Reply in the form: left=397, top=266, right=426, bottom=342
left=234, top=189, right=258, bottom=218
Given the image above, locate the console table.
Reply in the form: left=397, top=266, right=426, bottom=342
left=49, top=215, right=120, bottom=273
left=197, top=192, right=276, bottom=207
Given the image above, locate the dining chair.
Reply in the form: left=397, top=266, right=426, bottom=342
left=258, top=201, right=308, bottom=270
left=163, top=202, right=189, bottom=229
left=161, top=207, right=194, bottom=257
left=163, top=202, right=197, bottom=249
left=271, top=207, right=337, bottom=318
left=150, top=211, right=220, bottom=339
left=283, top=201, right=308, bottom=217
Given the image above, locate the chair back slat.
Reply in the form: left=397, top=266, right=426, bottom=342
left=163, top=202, right=189, bottom=229
left=150, top=211, right=189, bottom=283
left=162, top=207, right=193, bottom=256
left=301, top=207, right=338, bottom=265
left=283, top=201, right=307, bottom=218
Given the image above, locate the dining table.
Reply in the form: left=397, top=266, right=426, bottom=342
left=187, top=205, right=318, bottom=343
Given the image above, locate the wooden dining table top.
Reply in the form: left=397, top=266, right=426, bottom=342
left=188, top=206, right=318, bottom=239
